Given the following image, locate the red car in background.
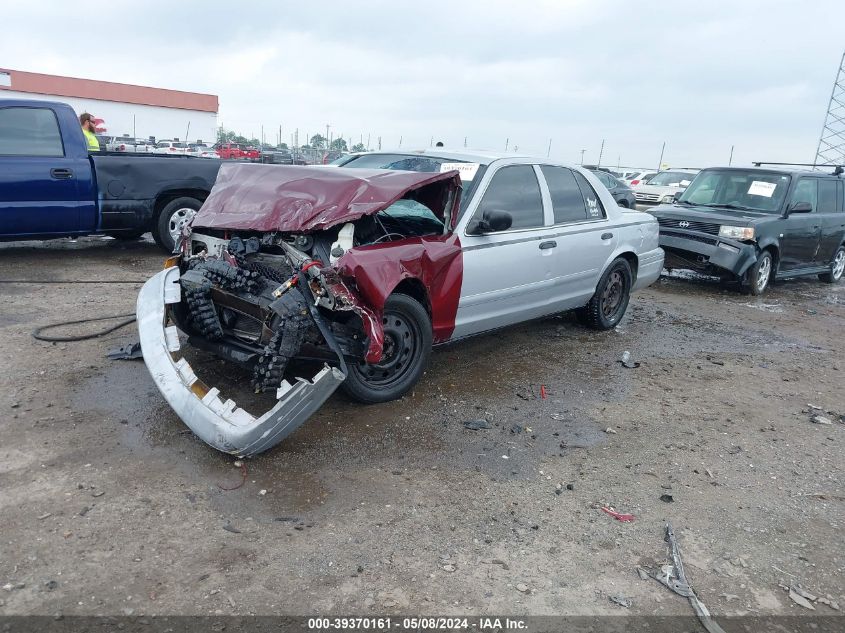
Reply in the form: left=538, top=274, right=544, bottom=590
left=215, top=143, right=260, bottom=161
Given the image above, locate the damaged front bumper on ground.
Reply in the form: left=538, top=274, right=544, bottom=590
left=137, top=266, right=346, bottom=456
left=659, top=231, right=758, bottom=278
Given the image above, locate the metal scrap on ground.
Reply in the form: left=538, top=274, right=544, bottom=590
left=638, top=522, right=727, bottom=633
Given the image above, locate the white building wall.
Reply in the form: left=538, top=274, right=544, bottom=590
left=0, top=90, right=218, bottom=143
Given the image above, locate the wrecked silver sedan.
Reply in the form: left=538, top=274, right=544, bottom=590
left=137, top=155, right=663, bottom=455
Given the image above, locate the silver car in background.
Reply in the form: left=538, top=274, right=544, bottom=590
left=633, top=169, right=699, bottom=207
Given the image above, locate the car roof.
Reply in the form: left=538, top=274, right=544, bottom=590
left=701, top=166, right=842, bottom=178
left=366, top=148, right=535, bottom=165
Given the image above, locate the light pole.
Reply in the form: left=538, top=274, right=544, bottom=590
left=326, top=124, right=331, bottom=150
left=580, top=149, right=586, bottom=165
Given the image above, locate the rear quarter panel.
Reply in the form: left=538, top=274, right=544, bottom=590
left=92, top=155, right=223, bottom=231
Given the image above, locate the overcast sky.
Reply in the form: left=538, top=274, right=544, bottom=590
left=2, top=0, right=843, bottom=168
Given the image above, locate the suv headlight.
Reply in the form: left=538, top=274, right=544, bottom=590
left=661, top=195, right=675, bottom=203
left=719, top=225, right=755, bottom=240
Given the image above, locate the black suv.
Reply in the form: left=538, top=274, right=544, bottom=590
left=651, top=166, right=845, bottom=294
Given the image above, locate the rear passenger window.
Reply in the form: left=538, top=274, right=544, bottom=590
left=476, top=165, right=544, bottom=230
left=573, top=171, right=607, bottom=219
left=0, top=107, right=64, bottom=157
left=818, top=180, right=838, bottom=213
left=541, top=166, right=588, bottom=223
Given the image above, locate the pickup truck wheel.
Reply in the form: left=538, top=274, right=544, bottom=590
left=341, top=293, right=432, bottom=404
left=741, top=250, right=773, bottom=295
left=154, top=197, right=202, bottom=252
left=580, top=258, right=632, bottom=330
left=819, top=246, right=845, bottom=283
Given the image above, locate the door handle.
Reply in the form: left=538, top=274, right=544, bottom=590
left=539, top=240, right=557, bottom=250
left=50, top=168, right=74, bottom=179
left=601, top=232, right=614, bottom=240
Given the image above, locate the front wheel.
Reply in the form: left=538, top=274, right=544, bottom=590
left=579, top=258, right=633, bottom=330
left=154, top=197, right=203, bottom=253
left=819, top=246, right=845, bottom=283
left=341, top=294, right=432, bottom=403
left=741, top=250, right=773, bottom=295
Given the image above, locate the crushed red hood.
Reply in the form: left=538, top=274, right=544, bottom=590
left=192, top=163, right=462, bottom=232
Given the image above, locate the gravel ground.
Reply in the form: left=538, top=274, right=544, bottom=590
left=0, top=236, right=842, bottom=621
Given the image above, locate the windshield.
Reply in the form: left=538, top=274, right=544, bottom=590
left=677, top=170, right=791, bottom=213
left=339, top=153, right=487, bottom=211
left=173, top=142, right=188, bottom=148
left=647, top=171, right=697, bottom=187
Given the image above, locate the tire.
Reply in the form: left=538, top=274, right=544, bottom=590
left=580, top=258, right=633, bottom=330
left=341, top=293, right=432, bottom=403
left=819, top=245, right=845, bottom=283
left=741, top=250, right=773, bottom=295
left=154, top=197, right=203, bottom=252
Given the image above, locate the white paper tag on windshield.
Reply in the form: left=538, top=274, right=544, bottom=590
left=748, top=181, right=776, bottom=197
left=440, top=162, right=480, bottom=181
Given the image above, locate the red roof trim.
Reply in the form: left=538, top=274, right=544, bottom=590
left=0, top=68, right=218, bottom=113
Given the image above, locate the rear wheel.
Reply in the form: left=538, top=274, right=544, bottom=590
left=741, top=250, right=773, bottom=295
left=341, top=294, right=432, bottom=403
left=579, top=258, right=633, bottom=330
left=819, top=246, right=845, bottom=283
left=154, top=197, right=202, bottom=252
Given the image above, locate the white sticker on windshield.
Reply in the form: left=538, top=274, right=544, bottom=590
left=586, top=198, right=600, bottom=216
left=748, top=181, right=776, bottom=197
left=439, top=162, right=480, bottom=181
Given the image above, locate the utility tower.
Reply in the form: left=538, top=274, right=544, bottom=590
left=814, top=50, right=845, bottom=166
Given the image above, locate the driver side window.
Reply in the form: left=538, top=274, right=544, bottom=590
left=791, top=179, right=817, bottom=211
left=474, top=165, right=544, bottom=231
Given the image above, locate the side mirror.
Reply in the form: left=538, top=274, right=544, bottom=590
left=788, top=201, right=813, bottom=215
left=468, top=209, right=513, bottom=234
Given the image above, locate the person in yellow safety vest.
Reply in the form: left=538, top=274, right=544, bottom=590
left=79, top=112, right=100, bottom=152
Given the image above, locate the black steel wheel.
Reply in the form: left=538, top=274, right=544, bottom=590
left=341, top=293, right=432, bottom=403
left=579, top=258, right=633, bottom=330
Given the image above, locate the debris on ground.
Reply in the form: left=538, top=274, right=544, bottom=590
left=660, top=494, right=675, bottom=503
left=639, top=522, right=727, bottom=633
left=442, top=564, right=456, bottom=572
left=222, top=523, right=241, bottom=534
left=619, top=350, right=640, bottom=369
left=3, top=583, right=25, bottom=592
left=609, top=593, right=632, bottom=608
left=218, top=462, right=248, bottom=491
left=810, top=414, right=833, bottom=425
left=515, top=583, right=529, bottom=593
left=788, top=587, right=815, bottom=610
left=463, top=419, right=491, bottom=431
left=604, top=427, right=617, bottom=434
left=777, top=582, right=840, bottom=610
left=106, top=341, right=143, bottom=360
left=601, top=506, right=635, bottom=522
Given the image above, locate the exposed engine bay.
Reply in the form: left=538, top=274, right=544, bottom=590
left=136, top=164, right=463, bottom=456
left=175, top=200, right=445, bottom=390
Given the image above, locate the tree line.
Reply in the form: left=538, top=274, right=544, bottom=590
left=216, top=128, right=366, bottom=152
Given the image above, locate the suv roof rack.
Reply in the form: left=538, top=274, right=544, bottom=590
left=752, top=161, right=844, bottom=175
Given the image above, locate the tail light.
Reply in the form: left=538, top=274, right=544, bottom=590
left=630, top=179, right=640, bottom=186
left=169, top=147, right=175, bottom=151
left=119, top=144, right=126, bottom=151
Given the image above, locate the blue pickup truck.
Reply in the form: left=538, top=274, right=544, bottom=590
left=0, top=99, right=223, bottom=251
